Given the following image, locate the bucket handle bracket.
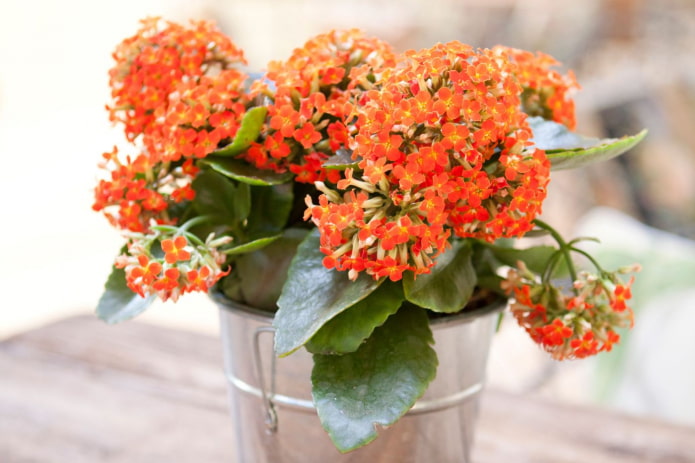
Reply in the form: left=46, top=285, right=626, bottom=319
left=253, top=326, right=278, bottom=433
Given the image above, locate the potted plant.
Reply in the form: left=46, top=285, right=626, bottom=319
left=93, top=17, right=646, bottom=462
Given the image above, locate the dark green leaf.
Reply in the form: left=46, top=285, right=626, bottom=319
left=233, top=183, right=251, bottom=221
left=222, top=228, right=309, bottom=311
left=211, top=106, right=268, bottom=157
left=403, top=240, right=476, bottom=313
left=96, top=264, right=156, bottom=324
left=192, top=170, right=250, bottom=226
left=476, top=274, right=505, bottom=293
left=528, top=117, right=647, bottom=170
left=201, top=157, right=294, bottom=186
left=312, top=305, right=437, bottom=452
left=306, top=280, right=404, bottom=355
left=322, top=148, right=359, bottom=170
left=273, top=230, right=381, bottom=356
left=245, top=183, right=293, bottom=238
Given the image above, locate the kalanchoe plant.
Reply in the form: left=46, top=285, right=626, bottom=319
left=93, top=17, right=646, bottom=452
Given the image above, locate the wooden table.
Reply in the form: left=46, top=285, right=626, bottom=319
left=2, top=316, right=694, bottom=463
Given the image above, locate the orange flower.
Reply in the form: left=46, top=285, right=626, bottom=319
left=571, top=332, right=599, bottom=359
left=611, top=277, right=634, bottom=312
left=270, top=105, right=301, bottom=138
left=186, top=266, right=212, bottom=293
left=293, top=123, right=322, bottom=149
left=162, top=236, right=191, bottom=264
left=600, top=330, right=621, bottom=353
left=153, top=268, right=181, bottom=293
left=541, top=319, right=574, bottom=347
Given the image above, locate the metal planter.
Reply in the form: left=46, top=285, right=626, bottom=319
left=216, top=296, right=504, bottom=463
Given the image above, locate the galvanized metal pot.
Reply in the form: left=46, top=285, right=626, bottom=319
left=215, top=295, right=505, bottom=463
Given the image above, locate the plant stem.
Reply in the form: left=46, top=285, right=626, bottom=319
left=179, top=215, right=212, bottom=233
left=533, top=219, right=578, bottom=284
left=568, top=247, right=606, bottom=276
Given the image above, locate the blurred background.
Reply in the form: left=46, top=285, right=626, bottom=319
left=1, top=0, right=694, bottom=427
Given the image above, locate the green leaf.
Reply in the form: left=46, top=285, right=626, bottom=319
left=222, top=228, right=309, bottom=312
left=273, top=229, right=381, bottom=356
left=222, top=235, right=281, bottom=255
left=245, top=183, right=293, bottom=238
left=192, top=170, right=250, bottom=226
left=529, top=116, right=600, bottom=150
left=322, top=148, right=359, bottom=170
left=403, top=240, right=477, bottom=313
left=528, top=117, right=647, bottom=170
left=200, top=157, right=293, bottom=186
left=306, top=280, right=404, bottom=355
left=211, top=106, right=268, bottom=157
left=487, top=244, right=567, bottom=276
left=312, top=305, right=437, bottom=452
left=96, top=264, right=156, bottom=324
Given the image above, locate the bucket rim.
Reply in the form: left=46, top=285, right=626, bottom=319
left=210, top=288, right=507, bottom=327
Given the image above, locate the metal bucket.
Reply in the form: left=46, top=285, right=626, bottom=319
left=216, top=295, right=504, bottom=463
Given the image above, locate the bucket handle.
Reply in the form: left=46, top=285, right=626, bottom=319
left=253, top=326, right=278, bottom=433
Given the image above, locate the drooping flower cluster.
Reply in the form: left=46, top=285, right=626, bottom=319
left=307, top=42, right=553, bottom=281
left=242, top=29, right=396, bottom=184
left=503, top=261, right=639, bottom=360
left=108, top=17, right=247, bottom=141
left=494, top=46, right=580, bottom=130
left=115, top=229, right=232, bottom=302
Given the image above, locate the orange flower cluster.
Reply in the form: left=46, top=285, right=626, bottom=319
left=94, top=19, right=250, bottom=232
left=108, top=17, right=246, bottom=141
left=503, top=262, right=639, bottom=360
left=142, top=69, right=250, bottom=162
left=116, top=233, right=231, bottom=302
left=242, top=29, right=396, bottom=184
left=307, top=42, right=552, bottom=281
left=494, top=46, right=580, bottom=130
left=92, top=147, right=199, bottom=232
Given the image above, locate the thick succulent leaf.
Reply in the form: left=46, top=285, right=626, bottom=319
left=222, top=228, right=308, bottom=312
left=96, top=265, right=156, bottom=324
left=211, top=106, right=268, bottom=157
left=273, top=230, right=381, bottom=356
left=306, top=280, right=404, bottom=355
left=322, top=148, right=359, bottom=170
left=403, top=240, right=477, bottom=313
left=528, top=117, right=647, bottom=170
left=200, top=157, right=293, bottom=186
left=192, top=170, right=250, bottom=227
left=245, top=183, right=293, bottom=238
left=312, top=305, right=437, bottom=452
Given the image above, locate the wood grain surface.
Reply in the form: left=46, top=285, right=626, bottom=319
left=1, top=316, right=694, bottom=463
